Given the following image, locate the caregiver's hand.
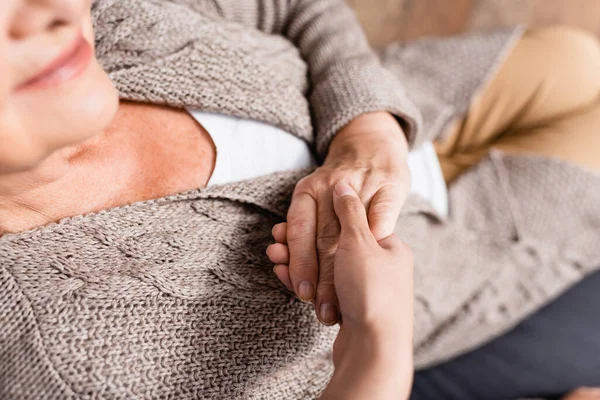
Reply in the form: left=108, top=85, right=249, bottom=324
left=282, top=111, right=410, bottom=324
left=269, top=183, right=414, bottom=399
left=322, top=182, right=414, bottom=400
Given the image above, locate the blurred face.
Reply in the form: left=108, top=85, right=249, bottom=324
left=0, top=0, right=118, bottom=173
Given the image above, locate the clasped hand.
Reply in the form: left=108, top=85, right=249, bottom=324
left=266, top=111, right=411, bottom=325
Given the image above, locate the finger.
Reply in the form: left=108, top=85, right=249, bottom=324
left=316, top=189, right=340, bottom=326
left=368, top=184, right=404, bottom=241
left=266, top=243, right=289, bottom=265
left=272, top=223, right=287, bottom=244
left=333, top=182, right=373, bottom=246
left=273, top=264, right=293, bottom=292
left=315, top=270, right=339, bottom=326
left=286, top=191, right=318, bottom=302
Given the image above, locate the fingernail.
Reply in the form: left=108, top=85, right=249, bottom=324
left=320, top=303, right=338, bottom=325
left=334, top=182, right=355, bottom=197
left=298, top=281, right=315, bottom=301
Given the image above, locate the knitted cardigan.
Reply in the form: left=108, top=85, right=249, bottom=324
left=2, top=1, right=599, bottom=399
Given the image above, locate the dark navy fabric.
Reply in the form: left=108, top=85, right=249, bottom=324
left=411, top=270, right=600, bottom=400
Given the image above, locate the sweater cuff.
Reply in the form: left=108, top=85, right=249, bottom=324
left=311, top=58, right=423, bottom=160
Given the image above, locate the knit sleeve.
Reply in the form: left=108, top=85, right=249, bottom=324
left=209, top=0, right=423, bottom=158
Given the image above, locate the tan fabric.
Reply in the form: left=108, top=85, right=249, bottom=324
left=1, top=2, right=599, bottom=399
left=436, top=27, right=600, bottom=182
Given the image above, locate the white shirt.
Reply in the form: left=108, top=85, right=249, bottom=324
left=188, top=111, right=448, bottom=217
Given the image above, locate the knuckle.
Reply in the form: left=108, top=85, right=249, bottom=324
left=369, top=203, right=392, bottom=220
left=286, top=219, right=313, bottom=241
left=371, top=197, right=393, bottom=212
left=317, top=265, right=335, bottom=283
left=316, top=236, right=338, bottom=255
left=316, top=218, right=340, bottom=240
left=340, top=196, right=362, bottom=214
left=296, top=170, right=328, bottom=192
left=289, top=258, right=317, bottom=275
left=292, top=183, right=317, bottom=201
left=316, top=283, right=337, bottom=302
left=294, top=177, right=311, bottom=192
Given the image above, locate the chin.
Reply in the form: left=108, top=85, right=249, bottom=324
left=46, top=60, right=120, bottom=147
left=72, top=62, right=120, bottom=135
left=0, top=138, right=45, bottom=174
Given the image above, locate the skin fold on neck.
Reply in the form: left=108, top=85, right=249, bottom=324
left=0, top=102, right=216, bottom=235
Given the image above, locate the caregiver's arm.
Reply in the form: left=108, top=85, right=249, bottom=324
left=321, top=183, right=414, bottom=400
left=271, top=183, right=414, bottom=399
left=209, top=0, right=422, bottom=324
left=321, top=325, right=411, bottom=400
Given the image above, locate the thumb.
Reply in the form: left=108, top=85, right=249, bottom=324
left=368, top=184, right=404, bottom=241
left=333, top=182, right=373, bottom=243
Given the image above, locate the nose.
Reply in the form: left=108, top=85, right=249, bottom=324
left=9, top=0, right=86, bottom=39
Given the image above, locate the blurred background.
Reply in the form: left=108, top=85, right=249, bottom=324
left=348, top=0, right=600, bottom=46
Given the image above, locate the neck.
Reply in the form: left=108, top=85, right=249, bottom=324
left=0, top=102, right=216, bottom=235
left=0, top=134, right=105, bottom=235
left=0, top=102, right=147, bottom=235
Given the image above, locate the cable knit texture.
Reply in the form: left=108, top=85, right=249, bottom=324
left=92, top=0, right=423, bottom=159
left=1, top=1, right=599, bottom=399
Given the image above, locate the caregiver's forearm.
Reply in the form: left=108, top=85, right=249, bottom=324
left=320, top=326, right=413, bottom=400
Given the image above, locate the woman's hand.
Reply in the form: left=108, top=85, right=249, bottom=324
left=270, top=111, right=411, bottom=324
left=269, top=183, right=414, bottom=399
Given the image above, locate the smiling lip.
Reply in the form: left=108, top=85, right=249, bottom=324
left=16, top=32, right=93, bottom=93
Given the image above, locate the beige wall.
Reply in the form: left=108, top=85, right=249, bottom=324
left=347, top=0, right=600, bottom=46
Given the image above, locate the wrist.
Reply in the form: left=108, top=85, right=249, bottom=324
left=351, top=321, right=412, bottom=362
left=326, top=324, right=413, bottom=400
left=325, top=114, right=409, bottom=174
left=328, top=112, right=409, bottom=161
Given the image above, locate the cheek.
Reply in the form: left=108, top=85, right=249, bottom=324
left=7, top=59, right=118, bottom=169
left=70, top=63, right=119, bottom=136
left=39, top=60, right=118, bottom=141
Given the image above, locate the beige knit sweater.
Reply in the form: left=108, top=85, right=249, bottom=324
left=1, top=1, right=599, bottom=399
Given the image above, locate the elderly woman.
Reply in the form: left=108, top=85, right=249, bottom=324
left=1, top=0, right=600, bottom=399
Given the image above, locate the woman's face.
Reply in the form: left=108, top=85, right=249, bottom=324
left=0, top=0, right=118, bottom=173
